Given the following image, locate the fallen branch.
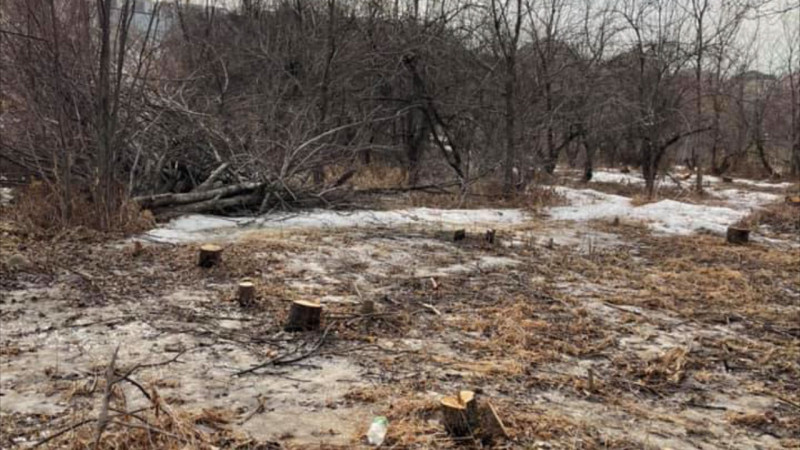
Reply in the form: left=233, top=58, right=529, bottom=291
left=194, top=162, right=230, bottom=192
left=93, top=346, right=119, bottom=449
left=235, top=320, right=338, bottom=376
left=133, top=181, right=264, bottom=209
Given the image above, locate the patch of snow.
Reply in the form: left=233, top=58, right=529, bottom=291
left=590, top=171, right=646, bottom=185
left=551, top=187, right=747, bottom=235
left=590, top=170, right=685, bottom=188
left=732, top=179, right=796, bottom=189
left=144, top=208, right=530, bottom=243
left=0, top=186, right=13, bottom=206
left=712, top=189, right=783, bottom=210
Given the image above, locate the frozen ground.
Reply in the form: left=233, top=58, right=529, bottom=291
left=1, top=169, right=798, bottom=448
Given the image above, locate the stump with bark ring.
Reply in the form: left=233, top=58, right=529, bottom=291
left=440, top=390, right=478, bottom=437
left=726, top=227, right=750, bottom=245
left=237, top=279, right=256, bottom=307
left=285, top=300, right=322, bottom=332
left=198, top=244, right=223, bottom=268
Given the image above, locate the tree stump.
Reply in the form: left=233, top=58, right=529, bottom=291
left=620, top=166, right=631, bottom=174
left=453, top=229, right=466, bottom=242
left=285, top=300, right=322, bottom=332
left=198, top=244, right=222, bottom=268
left=441, top=390, right=479, bottom=437
left=237, top=280, right=255, bottom=307
left=722, top=176, right=734, bottom=183
left=726, top=226, right=750, bottom=245
left=786, top=195, right=800, bottom=207
left=485, top=229, right=496, bottom=244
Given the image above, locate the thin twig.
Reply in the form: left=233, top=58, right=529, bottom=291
left=93, top=345, right=119, bottom=449
left=235, top=320, right=338, bottom=376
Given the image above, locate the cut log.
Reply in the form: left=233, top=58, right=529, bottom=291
left=726, top=227, right=750, bottom=245
left=134, top=181, right=264, bottom=209
left=285, top=300, right=322, bottom=332
left=441, top=390, right=478, bottom=437
left=453, top=229, right=466, bottom=242
left=237, top=280, right=255, bottom=307
left=198, top=244, right=222, bottom=268
left=485, top=229, right=496, bottom=244
left=157, top=192, right=263, bottom=217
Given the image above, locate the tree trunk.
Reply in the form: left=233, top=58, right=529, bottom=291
left=134, top=181, right=264, bottom=209
left=96, top=0, right=114, bottom=229
left=756, top=137, right=774, bottom=177
left=502, top=57, right=517, bottom=197
left=641, top=140, right=656, bottom=198
left=582, top=135, right=594, bottom=182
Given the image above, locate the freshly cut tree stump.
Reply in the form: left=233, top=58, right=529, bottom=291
left=237, top=280, right=255, bottom=307
left=786, top=195, right=800, bottom=206
left=441, top=390, right=479, bottom=437
left=285, top=300, right=322, bottom=332
left=453, top=229, right=466, bottom=242
left=485, top=229, right=496, bottom=244
left=198, top=244, right=223, bottom=268
left=726, top=226, right=750, bottom=245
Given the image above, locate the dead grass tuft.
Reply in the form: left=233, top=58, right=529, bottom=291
left=11, top=181, right=154, bottom=235
left=737, top=202, right=800, bottom=236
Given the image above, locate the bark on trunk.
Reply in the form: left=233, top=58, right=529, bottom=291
left=198, top=244, right=222, bottom=268
left=285, top=300, right=322, bottom=332
left=134, top=181, right=264, bottom=209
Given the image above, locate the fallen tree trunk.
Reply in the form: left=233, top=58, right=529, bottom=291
left=133, top=181, right=264, bottom=209
left=155, top=192, right=263, bottom=217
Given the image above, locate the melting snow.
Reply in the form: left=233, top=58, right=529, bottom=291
left=145, top=208, right=530, bottom=243
left=712, top=189, right=783, bottom=210
left=142, top=171, right=793, bottom=244
left=552, top=187, right=749, bottom=235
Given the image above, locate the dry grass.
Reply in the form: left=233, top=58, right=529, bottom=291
left=737, top=202, right=800, bottom=235
left=10, top=181, right=154, bottom=234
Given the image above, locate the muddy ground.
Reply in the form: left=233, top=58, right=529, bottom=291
left=1, top=172, right=799, bottom=449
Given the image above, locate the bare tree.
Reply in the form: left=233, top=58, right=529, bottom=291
left=490, top=0, right=525, bottom=195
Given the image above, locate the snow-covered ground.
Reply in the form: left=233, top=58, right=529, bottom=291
left=145, top=208, right=530, bottom=243
left=551, top=187, right=748, bottom=235
left=557, top=169, right=791, bottom=236
left=142, top=169, right=794, bottom=244
left=590, top=168, right=795, bottom=190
